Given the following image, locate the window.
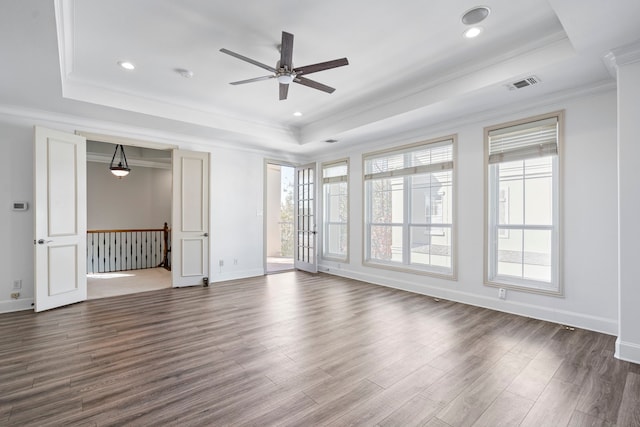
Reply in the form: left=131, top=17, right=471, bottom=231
left=485, top=112, right=562, bottom=294
left=364, top=136, right=455, bottom=277
left=322, top=160, right=348, bottom=260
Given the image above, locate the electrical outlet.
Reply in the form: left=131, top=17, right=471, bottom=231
left=234, top=259, right=238, bottom=265
left=10, top=292, right=20, bottom=299
left=13, top=279, right=22, bottom=289
left=498, top=288, right=507, bottom=299
left=219, top=259, right=224, bottom=267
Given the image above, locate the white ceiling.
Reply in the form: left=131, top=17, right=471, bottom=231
left=1, top=0, right=639, bottom=156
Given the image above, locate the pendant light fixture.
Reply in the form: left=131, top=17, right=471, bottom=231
left=109, top=144, right=131, bottom=178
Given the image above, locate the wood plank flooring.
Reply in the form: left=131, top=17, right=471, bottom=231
left=1, top=271, right=639, bottom=426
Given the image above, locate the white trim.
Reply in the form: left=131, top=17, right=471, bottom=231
left=263, top=159, right=297, bottom=274
left=318, top=266, right=617, bottom=336
left=615, top=338, right=640, bottom=364
left=86, top=153, right=171, bottom=170
left=311, top=81, right=615, bottom=164
left=211, top=269, right=266, bottom=283
left=77, top=131, right=178, bottom=150
left=0, top=298, right=34, bottom=313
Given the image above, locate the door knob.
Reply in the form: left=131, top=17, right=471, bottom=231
left=37, top=239, right=52, bottom=245
left=202, top=233, right=209, bottom=237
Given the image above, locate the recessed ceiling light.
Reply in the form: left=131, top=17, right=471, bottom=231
left=293, top=111, right=303, bottom=117
left=117, top=61, right=135, bottom=70
left=175, top=68, right=194, bottom=78
left=463, top=27, right=483, bottom=39
left=461, top=6, right=490, bottom=25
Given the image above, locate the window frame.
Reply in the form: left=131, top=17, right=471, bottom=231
left=484, top=111, right=564, bottom=296
left=321, top=158, right=349, bottom=262
left=362, top=135, right=457, bottom=279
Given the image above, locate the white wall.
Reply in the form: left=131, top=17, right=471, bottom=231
left=319, top=89, right=619, bottom=335
left=0, top=117, right=270, bottom=312
left=87, top=161, right=171, bottom=230
left=0, top=120, right=35, bottom=311
left=206, top=145, right=265, bottom=281
left=0, top=89, right=622, bottom=339
left=617, top=56, right=640, bottom=362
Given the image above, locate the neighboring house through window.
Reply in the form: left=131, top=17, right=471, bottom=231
left=363, top=136, right=456, bottom=278
left=322, top=160, right=349, bottom=261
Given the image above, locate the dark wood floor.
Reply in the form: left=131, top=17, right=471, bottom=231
left=1, top=272, right=639, bottom=426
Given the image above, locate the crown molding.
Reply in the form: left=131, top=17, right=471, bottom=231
left=313, top=79, right=616, bottom=161
left=86, top=152, right=171, bottom=170
left=603, top=38, right=640, bottom=77
left=0, top=103, right=304, bottom=162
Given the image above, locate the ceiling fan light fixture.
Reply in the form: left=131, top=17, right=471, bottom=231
left=277, top=73, right=295, bottom=84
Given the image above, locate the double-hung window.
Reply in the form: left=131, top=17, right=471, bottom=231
left=364, top=136, right=456, bottom=277
left=485, top=112, right=562, bottom=294
left=322, top=160, right=349, bottom=261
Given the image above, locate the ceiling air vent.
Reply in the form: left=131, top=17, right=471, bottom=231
left=506, top=76, right=541, bottom=90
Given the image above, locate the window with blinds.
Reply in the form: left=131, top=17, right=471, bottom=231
left=485, top=112, right=562, bottom=295
left=322, top=160, right=349, bottom=260
left=363, top=136, right=456, bottom=277
left=488, top=116, right=558, bottom=164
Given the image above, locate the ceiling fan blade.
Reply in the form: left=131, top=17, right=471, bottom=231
left=294, top=76, right=336, bottom=94
left=280, top=31, right=294, bottom=69
left=279, top=83, right=289, bottom=100
left=229, top=75, right=275, bottom=85
left=294, top=58, right=349, bottom=76
left=220, top=48, right=276, bottom=73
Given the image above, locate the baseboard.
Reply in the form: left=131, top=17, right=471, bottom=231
left=615, top=338, right=640, bottom=364
left=0, top=298, right=34, bottom=313
left=211, top=268, right=264, bottom=283
left=320, top=266, right=618, bottom=336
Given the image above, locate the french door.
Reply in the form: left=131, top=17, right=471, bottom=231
left=294, top=163, right=317, bottom=273
left=34, top=126, right=87, bottom=311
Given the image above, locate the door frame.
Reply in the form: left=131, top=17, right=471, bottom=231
left=263, top=158, right=296, bottom=274
left=49, top=131, right=184, bottom=295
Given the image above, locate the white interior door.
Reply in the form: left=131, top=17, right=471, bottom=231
left=172, top=149, right=210, bottom=286
left=294, top=163, right=318, bottom=273
left=34, top=126, right=87, bottom=312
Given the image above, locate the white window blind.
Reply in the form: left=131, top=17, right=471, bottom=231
left=488, top=117, right=558, bottom=164
left=365, top=140, right=454, bottom=180
left=323, top=161, right=348, bottom=183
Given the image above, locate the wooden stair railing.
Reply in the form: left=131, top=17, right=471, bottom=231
left=87, top=223, right=171, bottom=273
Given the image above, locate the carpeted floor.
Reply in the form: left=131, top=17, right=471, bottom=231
left=87, top=267, right=172, bottom=299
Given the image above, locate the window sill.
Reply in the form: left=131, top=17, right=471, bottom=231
left=364, top=260, right=456, bottom=280
left=485, top=277, right=563, bottom=297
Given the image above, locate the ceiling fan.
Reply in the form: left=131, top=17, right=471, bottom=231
left=220, top=31, right=349, bottom=100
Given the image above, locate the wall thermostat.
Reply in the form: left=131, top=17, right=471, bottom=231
left=13, top=201, right=28, bottom=211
